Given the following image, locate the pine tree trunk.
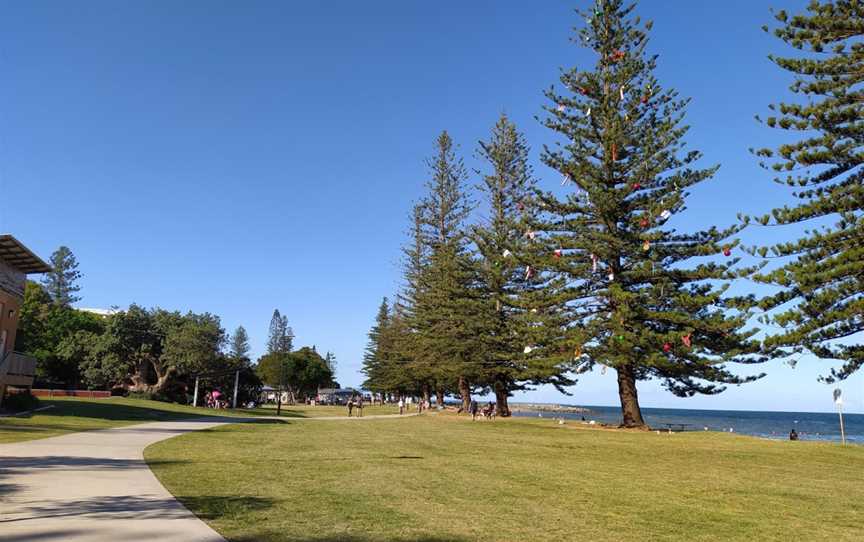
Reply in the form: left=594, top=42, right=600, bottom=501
left=458, top=376, right=471, bottom=413
left=435, top=388, right=445, bottom=408
left=494, top=379, right=511, bottom=417
left=616, top=364, right=647, bottom=428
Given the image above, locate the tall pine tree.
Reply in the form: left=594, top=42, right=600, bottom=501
left=42, top=246, right=82, bottom=307
left=533, top=0, right=766, bottom=427
left=413, top=131, right=483, bottom=410
left=229, top=325, right=251, bottom=364
left=266, top=310, right=292, bottom=354
left=473, top=113, right=576, bottom=416
left=362, top=297, right=391, bottom=391
left=752, top=1, right=864, bottom=383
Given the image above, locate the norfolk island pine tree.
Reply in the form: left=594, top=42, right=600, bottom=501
left=751, top=0, right=864, bottom=384
left=528, top=0, right=769, bottom=428
left=473, top=113, right=576, bottom=417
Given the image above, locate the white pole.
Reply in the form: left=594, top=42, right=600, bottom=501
left=193, top=377, right=199, bottom=407
left=232, top=370, right=240, bottom=409
left=838, top=403, right=846, bottom=446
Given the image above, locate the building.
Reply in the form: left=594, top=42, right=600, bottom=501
left=0, top=235, right=51, bottom=405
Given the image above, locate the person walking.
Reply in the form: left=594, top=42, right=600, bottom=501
left=398, top=397, right=404, bottom=415
left=469, top=399, right=478, bottom=421
left=347, top=397, right=355, bottom=417
left=357, top=396, right=364, bottom=417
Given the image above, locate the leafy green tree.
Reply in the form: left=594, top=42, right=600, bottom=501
left=256, top=347, right=333, bottom=403
left=15, top=281, right=104, bottom=386
left=41, top=246, right=83, bottom=306
left=77, top=306, right=227, bottom=397
left=533, top=0, right=766, bottom=427
left=472, top=114, right=576, bottom=416
left=752, top=0, right=864, bottom=383
left=256, top=352, right=289, bottom=389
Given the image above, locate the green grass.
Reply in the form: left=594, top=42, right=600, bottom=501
left=146, top=413, right=864, bottom=542
left=0, top=397, right=396, bottom=444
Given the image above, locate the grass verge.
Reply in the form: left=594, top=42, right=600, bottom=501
left=0, top=397, right=397, bottom=444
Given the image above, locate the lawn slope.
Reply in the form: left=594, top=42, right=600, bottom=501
left=146, top=414, right=864, bottom=542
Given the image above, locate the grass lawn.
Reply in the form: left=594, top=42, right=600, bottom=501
left=0, top=397, right=397, bottom=444
left=146, top=413, right=864, bottom=542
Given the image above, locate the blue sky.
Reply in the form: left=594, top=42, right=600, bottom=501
left=1, top=0, right=860, bottom=413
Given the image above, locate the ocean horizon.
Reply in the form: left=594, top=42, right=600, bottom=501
left=510, top=403, right=863, bottom=444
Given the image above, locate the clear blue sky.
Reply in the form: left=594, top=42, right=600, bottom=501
left=1, top=0, right=859, bottom=413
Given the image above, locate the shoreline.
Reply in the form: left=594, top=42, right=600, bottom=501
left=510, top=403, right=591, bottom=414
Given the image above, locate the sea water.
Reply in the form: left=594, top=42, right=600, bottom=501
left=514, top=405, right=864, bottom=443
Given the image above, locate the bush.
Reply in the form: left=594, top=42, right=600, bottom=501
left=127, top=390, right=171, bottom=403
left=2, top=390, right=40, bottom=412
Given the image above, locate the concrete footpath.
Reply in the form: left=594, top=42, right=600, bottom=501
left=0, top=413, right=414, bottom=541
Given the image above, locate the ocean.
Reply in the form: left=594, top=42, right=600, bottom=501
left=513, top=405, right=864, bottom=443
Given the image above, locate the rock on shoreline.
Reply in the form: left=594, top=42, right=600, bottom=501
left=510, top=403, right=591, bottom=414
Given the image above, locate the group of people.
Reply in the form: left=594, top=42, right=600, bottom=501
left=468, top=399, right=496, bottom=421
left=204, top=390, right=227, bottom=409
left=346, top=396, right=364, bottom=417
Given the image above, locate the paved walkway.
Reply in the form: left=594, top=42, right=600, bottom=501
left=0, top=413, right=414, bottom=541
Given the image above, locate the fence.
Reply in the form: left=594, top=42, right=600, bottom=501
left=30, top=389, right=112, bottom=399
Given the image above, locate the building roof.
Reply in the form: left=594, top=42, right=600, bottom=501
left=0, top=235, right=51, bottom=274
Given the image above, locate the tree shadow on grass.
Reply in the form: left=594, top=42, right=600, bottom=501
left=177, top=495, right=275, bottom=520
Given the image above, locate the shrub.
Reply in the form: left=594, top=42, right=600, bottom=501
left=2, top=390, right=40, bottom=412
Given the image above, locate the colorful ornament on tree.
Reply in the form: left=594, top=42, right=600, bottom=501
left=574, top=346, right=582, bottom=358
left=502, top=249, right=512, bottom=258
left=642, top=240, right=650, bottom=251
left=663, top=342, right=672, bottom=353
left=640, top=217, right=649, bottom=228
left=723, top=245, right=732, bottom=257
left=557, top=103, right=566, bottom=112
left=631, top=182, right=641, bottom=190
left=610, top=49, right=625, bottom=62
left=525, top=230, right=536, bottom=240
left=525, top=265, right=534, bottom=280
left=659, top=209, right=672, bottom=222
left=608, top=272, right=615, bottom=281
left=682, top=334, right=692, bottom=348
left=553, top=249, right=562, bottom=259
